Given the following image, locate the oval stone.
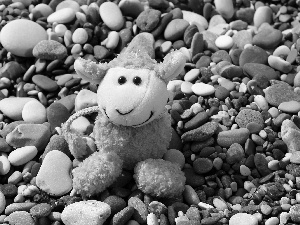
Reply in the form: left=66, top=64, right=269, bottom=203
left=268, top=55, right=292, bottom=73
left=278, top=101, right=300, bottom=114
left=191, top=83, right=215, bottom=96
left=215, top=35, right=234, bottom=50
left=164, top=19, right=189, bottom=41
left=8, top=146, right=38, bottom=166
left=47, top=8, right=76, bottom=24
left=182, top=10, right=208, bottom=29
left=217, top=128, right=250, bottom=148
left=22, top=100, right=47, bottom=124
left=229, top=213, right=258, bottom=225
left=253, top=6, right=273, bottom=28
left=99, top=2, right=124, bottom=31
left=0, top=19, right=47, bottom=57
left=32, top=75, right=59, bottom=92
left=214, top=0, right=234, bottom=20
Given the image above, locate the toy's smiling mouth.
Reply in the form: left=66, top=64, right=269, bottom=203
left=103, top=108, right=154, bottom=127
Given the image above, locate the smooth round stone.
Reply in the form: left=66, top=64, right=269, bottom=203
left=72, top=28, right=88, bottom=44
left=0, top=97, right=36, bottom=120
left=163, top=149, right=185, bottom=169
left=47, top=8, right=76, bottom=24
left=215, top=35, right=233, bottom=50
left=268, top=55, right=293, bottom=73
left=32, top=75, right=59, bottom=92
left=180, top=81, right=193, bottom=95
left=239, top=45, right=268, bottom=67
left=273, top=45, right=290, bottom=58
left=54, top=24, right=68, bottom=37
left=118, top=0, right=144, bottom=18
left=243, top=63, right=279, bottom=80
left=61, top=201, right=111, bottom=225
left=4, top=211, right=35, bottom=225
left=136, top=9, right=161, bottom=32
left=215, top=86, right=230, bottom=100
left=8, top=146, right=38, bottom=166
left=278, top=101, right=300, bottom=114
left=12, top=0, right=31, bottom=7
left=0, top=155, right=10, bottom=175
left=56, top=0, right=80, bottom=12
left=164, top=19, right=189, bottom=41
left=191, top=83, right=215, bottom=96
left=184, top=69, right=200, bottom=82
left=232, top=30, right=253, bottom=49
left=253, top=6, right=273, bottom=28
left=265, top=217, right=279, bottom=225
left=36, top=150, right=72, bottom=196
left=252, top=24, right=283, bottom=49
left=32, top=3, right=53, bottom=18
left=99, top=2, right=124, bottom=31
left=246, top=122, right=263, bottom=134
left=0, top=19, right=47, bottom=57
left=254, top=95, right=269, bottom=111
left=75, top=89, right=97, bottom=112
left=105, top=31, right=119, bottom=49
left=182, top=10, right=208, bottom=29
left=214, top=0, right=234, bottom=20
left=22, top=100, right=47, bottom=124
left=0, top=191, right=5, bottom=214
left=229, top=213, right=258, bottom=225
left=218, top=77, right=235, bottom=91
left=240, top=165, right=251, bottom=176
left=33, top=40, right=68, bottom=60
left=217, top=128, right=250, bottom=148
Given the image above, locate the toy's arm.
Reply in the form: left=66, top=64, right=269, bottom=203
left=61, top=106, right=100, bottom=159
left=158, top=50, right=186, bottom=83
left=74, top=58, right=109, bottom=84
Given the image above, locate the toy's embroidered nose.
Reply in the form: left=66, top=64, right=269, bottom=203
left=116, top=109, right=134, bottom=115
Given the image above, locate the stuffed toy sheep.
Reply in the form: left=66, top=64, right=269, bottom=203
left=62, top=33, right=187, bottom=198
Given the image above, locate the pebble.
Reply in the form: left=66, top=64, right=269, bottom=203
left=191, top=83, right=215, bottom=96
left=72, top=28, right=89, bottom=44
left=99, top=2, right=124, bottom=31
left=193, top=158, right=213, bottom=174
left=243, top=63, right=279, bottom=80
left=232, top=30, right=253, bottom=50
left=6, top=123, right=51, bottom=151
left=164, top=19, right=189, bottom=41
left=56, top=0, right=80, bottom=12
left=0, top=155, right=11, bottom=175
left=118, top=0, right=144, bottom=18
left=229, top=213, right=258, bottom=225
left=47, top=8, right=76, bottom=24
left=278, top=101, right=300, bottom=114
left=4, top=211, right=35, bottom=225
left=217, top=128, right=250, bottom=148
left=106, top=31, right=120, bottom=49
left=163, top=149, right=185, bottom=169
left=30, top=203, right=52, bottom=218
left=265, top=217, right=279, bottom=225
left=0, top=97, right=37, bottom=121
left=36, top=150, right=72, bottom=196
left=32, top=75, right=59, bottom=92
left=32, top=3, right=53, bottom=19
left=239, top=45, right=268, bottom=67
left=0, top=19, right=47, bottom=58
left=136, top=9, right=161, bottom=32
left=235, top=109, right=264, bottom=129
left=8, top=146, right=38, bottom=166
left=75, top=89, right=97, bottom=112
left=181, top=122, right=218, bottom=142
left=70, top=116, right=90, bottom=134
left=214, top=0, right=234, bottom=20
left=215, top=35, right=234, bottom=50
left=22, top=100, right=47, bottom=124
left=182, top=10, right=208, bottom=29
left=253, top=24, right=282, bottom=49
left=32, top=40, right=68, bottom=60
left=226, top=143, right=245, bottom=164
left=268, top=55, right=293, bottom=74
left=253, top=6, right=273, bottom=28
left=47, top=102, right=71, bottom=131
left=61, top=200, right=111, bottom=225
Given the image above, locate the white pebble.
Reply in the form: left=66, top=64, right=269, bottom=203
left=215, top=35, right=234, bottom=50
left=105, top=31, right=119, bottom=49
left=22, top=100, right=47, bottom=123
left=0, top=155, right=11, bottom=175
left=8, top=146, right=38, bottom=166
left=254, top=95, right=269, bottom=111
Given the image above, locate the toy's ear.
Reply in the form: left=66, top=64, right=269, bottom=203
left=74, top=57, right=109, bottom=84
left=158, top=51, right=186, bottom=83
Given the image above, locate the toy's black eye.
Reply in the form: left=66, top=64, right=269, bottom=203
left=118, top=76, right=127, bottom=85
left=133, top=76, right=142, bottom=85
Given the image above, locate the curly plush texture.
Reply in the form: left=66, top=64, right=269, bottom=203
left=72, top=151, right=123, bottom=197
left=93, top=111, right=172, bottom=170
left=133, top=158, right=186, bottom=198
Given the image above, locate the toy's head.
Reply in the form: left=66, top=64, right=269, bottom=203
left=74, top=33, right=186, bottom=127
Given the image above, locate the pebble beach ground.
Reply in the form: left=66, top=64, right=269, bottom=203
left=1, top=0, right=300, bottom=224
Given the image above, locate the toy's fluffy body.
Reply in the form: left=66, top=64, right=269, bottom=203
left=93, top=111, right=172, bottom=170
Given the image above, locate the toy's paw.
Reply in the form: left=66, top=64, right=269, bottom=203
left=134, top=159, right=186, bottom=198
left=72, top=151, right=123, bottom=197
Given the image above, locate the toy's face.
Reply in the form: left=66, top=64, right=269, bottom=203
left=97, top=67, right=170, bottom=127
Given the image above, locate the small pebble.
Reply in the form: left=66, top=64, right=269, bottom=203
left=47, top=8, right=76, bottom=24
left=8, top=146, right=38, bottom=166
left=191, top=83, right=215, bottom=96
left=22, top=100, right=47, bottom=123
left=99, top=2, right=124, bottom=31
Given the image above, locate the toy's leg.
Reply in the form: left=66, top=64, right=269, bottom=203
left=72, top=151, right=123, bottom=198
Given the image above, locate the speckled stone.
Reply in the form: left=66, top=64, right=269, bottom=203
left=235, top=109, right=264, bottom=129
left=4, top=211, right=35, bottom=225
left=217, top=128, right=250, bottom=148
left=136, top=9, right=161, bottom=32
left=33, top=40, right=67, bottom=60
left=181, top=122, right=218, bottom=142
